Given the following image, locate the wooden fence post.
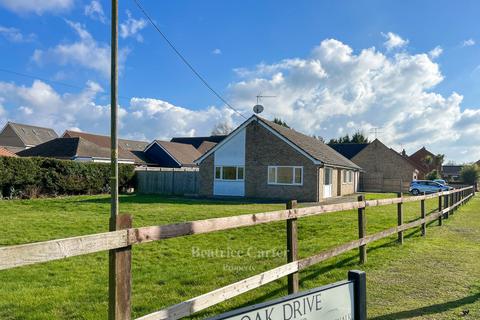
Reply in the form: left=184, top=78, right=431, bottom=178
left=397, top=192, right=403, bottom=244
left=421, top=193, right=426, bottom=236
left=109, top=214, right=132, bottom=320
left=438, top=190, right=443, bottom=226
left=357, top=195, right=366, bottom=264
left=286, top=200, right=299, bottom=294
left=443, top=194, right=449, bottom=219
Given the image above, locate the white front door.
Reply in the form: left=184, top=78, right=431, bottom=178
left=324, top=167, right=333, bottom=198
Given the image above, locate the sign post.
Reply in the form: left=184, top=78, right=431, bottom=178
left=209, top=270, right=366, bottom=320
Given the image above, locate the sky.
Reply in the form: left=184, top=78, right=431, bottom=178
left=0, top=0, right=480, bottom=163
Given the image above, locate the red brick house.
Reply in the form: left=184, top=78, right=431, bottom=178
left=195, top=115, right=361, bottom=202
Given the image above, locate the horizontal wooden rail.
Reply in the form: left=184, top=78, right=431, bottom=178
left=136, top=262, right=299, bottom=320
left=136, top=192, right=473, bottom=320
left=0, top=187, right=473, bottom=271
left=0, top=230, right=128, bottom=271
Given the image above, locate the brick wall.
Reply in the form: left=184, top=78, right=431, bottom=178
left=352, top=139, right=416, bottom=192
left=198, top=153, right=214, bottom=196
left=245, top=121, right=319, bottom=202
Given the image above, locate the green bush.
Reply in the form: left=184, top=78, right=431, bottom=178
left=425, top=169, right=441, bottom=180
left=460, top=164, right=479, bottom=185
left=0, top=157, right=135, bottom=199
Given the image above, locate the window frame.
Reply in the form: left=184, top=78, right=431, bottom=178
left=214, top=165, right=245, bottom=181
left=343, top=170, right=353, bottom=184
left=267, top=166, right=303, bottom=186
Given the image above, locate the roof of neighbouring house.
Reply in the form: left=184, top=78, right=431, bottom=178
left=0, top=146, right=17, bottom=157
left=17, top=137, right=137, bottom=161
left=197, top=115, right=361, bottom=170
left=442, top=165, right=463, bottom=175
left=62, top=130, right=149, bottom=164
left=63, top=130, right=148, bottom=151
left=150, top=140, right=202, bottom=167
left=170, top=135, right=227, bottom=149
left=4, top=122, right=58, bottom=146
left=328, top=143, right=369, bottom=159
left=197, top=141, right=217, bottom=154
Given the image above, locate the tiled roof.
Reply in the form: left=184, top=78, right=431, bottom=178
left=197, top=141, right=217, bottom=154
left=0, top=146, right=17, bottom=157
left=62, top=130, right=148, bottom=164
left=8, top=122, right=58, bottom=146
left=17, top=137, right=136, bottom=161
left=258, top=117, right=361, bottom=170
left=155, top=141, right=202, bottom=166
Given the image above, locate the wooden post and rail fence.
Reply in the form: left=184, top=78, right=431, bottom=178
left=0, top=186, right=475, bottom=320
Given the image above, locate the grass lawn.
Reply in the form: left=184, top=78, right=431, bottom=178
left=0, top=193, right=479, bottom=319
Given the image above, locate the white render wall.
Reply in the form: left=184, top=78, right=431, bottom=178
left=213, top=128, right=245, bottom=196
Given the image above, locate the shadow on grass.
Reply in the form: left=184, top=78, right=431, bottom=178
left=78, top=194, right=283, bottom=206
left=370, top=292, right=480, bottom=320
left=221, top=231, right=424, bottom=312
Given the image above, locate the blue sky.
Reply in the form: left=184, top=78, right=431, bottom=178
left=0, top=0, right=480, bottom=162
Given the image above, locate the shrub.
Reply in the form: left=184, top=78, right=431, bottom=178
left=425, top=169, right=441, bottom=180
left=0, top=157, right=135, bottom=199
left=460, top=164, right=480, bottom=185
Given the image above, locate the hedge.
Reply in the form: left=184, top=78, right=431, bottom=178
left=0, top=157, right=135, bottom=199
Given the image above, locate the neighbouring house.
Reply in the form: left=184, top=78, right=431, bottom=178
left=17, top=137, right=138, bottom=164
left=62, top=130, right=149, bottom=165
left=195, top=115, right=361, bottom=202
left=442, top=165, right=463, bottom=182
left=171, top=135, right=227, bottom=154
left=409, top=147, right=438, bottom=175
left=0, top=122, right=58, bottom=153
left=0, top=146, right=17, bottom=157
left=143, top=140, right=201, bottom=168
left=330, top=139, right=420, bottom=192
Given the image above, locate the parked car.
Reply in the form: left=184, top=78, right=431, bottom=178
left=433, top=179, right=447, bottom=186
left=409, top=180, right=452, bottom=195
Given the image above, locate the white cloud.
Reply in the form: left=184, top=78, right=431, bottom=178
left=212, top=48, right=222, bottom=55
left=0, top=80, right=237, bottom=142
left=0, top=0, right=73, bottom=15
left=0, top=25, right=35, bottom=42
left=428, top=46, right=443, bottom=59
left=120, top=11, right=147, bottom=42
left=85, top=0, right=106, bottom=24
left=227, top=39, right=479, bottom=162
left=3, top=38, right=480, bottom=163
left=462, top=38, right=475, bottom=47
left=382, top=32, right=409, bottom=51
left=32, top=20, right=129, bottom=78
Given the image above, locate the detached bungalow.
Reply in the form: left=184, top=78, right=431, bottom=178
left=195, top=115, right=361, bottom=202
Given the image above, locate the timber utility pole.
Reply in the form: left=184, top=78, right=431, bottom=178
left=109, top=0, right=120, bottom=319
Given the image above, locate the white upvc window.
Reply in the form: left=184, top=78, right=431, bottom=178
left=343, top=170, right=353, bottom=184
left=214, top=166, right=244, bottom=181
left=267, top=166, right=303, bottom=186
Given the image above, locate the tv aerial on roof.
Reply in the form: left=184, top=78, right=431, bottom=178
left=253, top=94, right=276, bottom=114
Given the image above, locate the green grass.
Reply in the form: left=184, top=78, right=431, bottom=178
left=0, top=193, right=479, bottom=319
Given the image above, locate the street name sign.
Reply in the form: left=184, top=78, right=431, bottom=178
left=209, top=270, right=366, bottom=320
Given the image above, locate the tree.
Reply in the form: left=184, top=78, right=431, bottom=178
left=460, top=164, right=480, bottom=185
left=273, top=118, right=290, bottom=128
left=311, top=135, right=325, bottom=142
left=351, top=131, right=369, bottom=143
left=425, top=169, right=441, bottom=180
left=328, top=131, right=369, bottom=144
left=211, top=122, right=233, bottom=136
